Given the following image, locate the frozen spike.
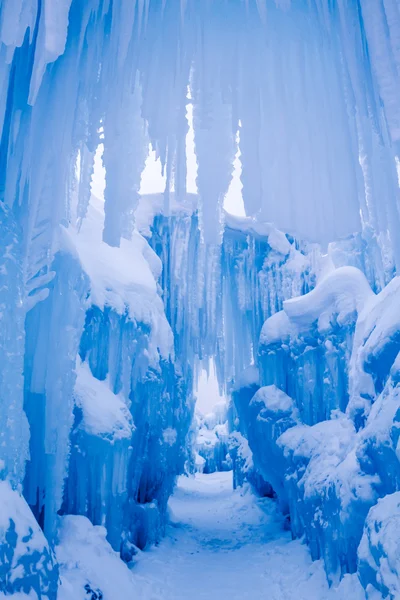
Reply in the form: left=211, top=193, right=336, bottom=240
left=29, top=0, right=73, bottom=105
left=256, top=0, right=267, bottom=22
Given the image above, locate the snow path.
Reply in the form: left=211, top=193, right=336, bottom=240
left=131, top=472, right=364, bottom=599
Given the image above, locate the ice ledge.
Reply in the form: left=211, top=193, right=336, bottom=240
left=260, top=266, right=374, bottom=345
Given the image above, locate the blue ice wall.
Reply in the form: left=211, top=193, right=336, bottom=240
left=0, top=196, right=195, bottom=597
left=230, top=256, right=400, bottom=592
left=146, top=208, right=223, bottom=377
left=23, top=250, right=89, bottom=538
left=63, top=305, right=193, bottom=556
left=0, top=203, right=29, bottom=485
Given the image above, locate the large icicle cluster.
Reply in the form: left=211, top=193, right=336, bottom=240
left=2, top=0, right=400, bottom=249
left=0, top=3, right=195, bottom=596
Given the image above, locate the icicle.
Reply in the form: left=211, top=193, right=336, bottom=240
left=192, top=3, right=236, bottom=245
left=103, top=77, right=147, bottom=246
left=29, top=0, right=73, bottom=104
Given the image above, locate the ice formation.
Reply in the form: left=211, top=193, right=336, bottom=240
left=193, top=401, right=231, bottom=474
left=2, top=0, right=400, bottom=598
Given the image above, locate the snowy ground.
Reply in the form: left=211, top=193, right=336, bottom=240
left=130, top=472, right=365, bottom=600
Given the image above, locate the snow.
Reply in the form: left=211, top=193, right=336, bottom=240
left=74, top=360, right=133, bottom=441
left=0, top=480, right=58, bottom=597
left=66, top=196, right=159, bottom=314
left=56, top=515, right=137, bottom=600
left=252, top=261, right=400, bottom=583
left=283, top=266, right=374, bottom=334
left=135, top=192, right=198, bottom=238
left=250, top=385, right=296, bottom=415
left=349, top=275, right=400, bottom=423
left=358, top=492, right=400, bottom=598
left=232, top=365, right=260, bottom=392
left=64, top=195, right=173, bottom=360
left=129, top=472, right=364, bottom=600
left=224, top=213, right=291, bottom=256
left=260, top=310, right=292, bottom=345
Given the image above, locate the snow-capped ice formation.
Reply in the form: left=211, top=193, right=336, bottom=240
left=232, top=263, right=400, bottom=592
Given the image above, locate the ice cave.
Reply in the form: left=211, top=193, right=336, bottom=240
left=1, top=0, right=400, bottom=598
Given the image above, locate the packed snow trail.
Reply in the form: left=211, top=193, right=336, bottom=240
left=131, top=472, right=364, bottom=599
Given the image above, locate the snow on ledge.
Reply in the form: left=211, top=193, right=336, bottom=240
left=232, top=364, right=260, bottom=391
left=283, top=266, right=374, bottom=331
left=74, top=360, right=134, bottom=441
left=250, top=385, right=296, bottom=416
left=136, top=192, right=198, bottom=237
left=260, top=266, right=375, bottom=345
left=61, top=195, right=173, bottom=359
left=224, top=212, right=291, bottom=256
left=136, top=192, right=291, bottom=256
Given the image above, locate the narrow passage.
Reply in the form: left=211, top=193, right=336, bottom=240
left=131, top=472, right=363, bottom=599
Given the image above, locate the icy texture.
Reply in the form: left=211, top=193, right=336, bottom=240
left=23, top=248, right=89, bottom=538
left=0, top=0, right=399, bottom=249
left=0, top=204, right=29, bottom=485
left=4, top=184, right=192, bottom=593
left=230, top=262, right=400, bottom=591
left=142, top=196, right=222, bottom=379
left=0, top=480, right=58, bottom=598
left=228, top=367, right=274, bottom=497
left=358, top=492, right=400, bottom=599
left=60, top=198, right=193, bottom=555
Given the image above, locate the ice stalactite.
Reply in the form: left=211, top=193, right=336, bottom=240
left=191, top=3, right=237, bottom=245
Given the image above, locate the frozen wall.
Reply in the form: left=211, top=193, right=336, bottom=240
left=229, top=253, right=400, bottom=595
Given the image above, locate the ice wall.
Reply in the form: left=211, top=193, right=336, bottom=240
left=61, top=199, right=192, bottom=560
left=229, top=257, right=400, bottom=594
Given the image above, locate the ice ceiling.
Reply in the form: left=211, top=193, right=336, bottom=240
left=1, top=0, right=400, bottom=257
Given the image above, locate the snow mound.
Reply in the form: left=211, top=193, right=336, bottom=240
left=260, top=266, right=373, bottom=345
left=232, top=365, right=260, bottom=391
left=56, top=515, right=137, bottom=600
